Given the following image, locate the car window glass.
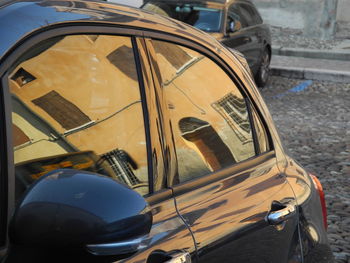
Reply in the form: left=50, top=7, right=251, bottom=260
left=9, top=35, right=149, bottom=199
left=238, top=4, right=256, bottom=27
left=143, top=2, right=223, bottom=32
left=249, top=4, right=263, bottom=25
left=152, top=40, right=255, bottom=183
left=228, top=4, right=247, bottom=29
left=252, top=108, right=271, bottom=154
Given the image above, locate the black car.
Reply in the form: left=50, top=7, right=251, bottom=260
left=0, top=1, right=332, bottom=263
left=142, top=0, right=272, bottom=87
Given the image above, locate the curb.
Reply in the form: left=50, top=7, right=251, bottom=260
left=272, top=46, right=350, bottom=61
left=271, top=66, right=350, bottom=83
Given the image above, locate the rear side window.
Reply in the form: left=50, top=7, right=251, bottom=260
left=9, top=34, right=149, bottom=199
left=238, top=3, right=262, bottom=26
left=228, top=4, right=248, bottom=28
left=152, top=40, right=255, bottom=183
left=143, top=2, right=223, bottom=32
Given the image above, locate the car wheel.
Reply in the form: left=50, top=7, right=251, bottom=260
left=255, top=47, right=270, bottom=88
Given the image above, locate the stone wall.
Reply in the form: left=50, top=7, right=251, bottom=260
left=336, top=0, right=350, bottom=23
left=252, top=0, right=342, bottom=39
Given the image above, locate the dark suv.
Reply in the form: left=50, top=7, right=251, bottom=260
left=142, top=0, right=272, bottom=87
left=0, top=1, right=332, bottom=263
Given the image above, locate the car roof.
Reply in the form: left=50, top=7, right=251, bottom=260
left=0, top=0, right=224, bottom=60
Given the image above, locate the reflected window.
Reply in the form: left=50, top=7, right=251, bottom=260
left=152, top=40, right=255, bottom=183
left=107, top=45, right=138, bottom=81
left=152, top=41, right=193, bottom=70
left=9, top=34, right=149, bottom=198
left=212, top=93, right=252, bottom=143
left=13, top=124, right=30, bottom=148
left=11, top=67, right=36, bottom=87
left=32, top=90, right=92, bottom=130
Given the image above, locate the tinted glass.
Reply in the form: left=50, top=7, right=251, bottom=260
left=144, top=2, right=223, bottom=32
left=152, top=40, right=255, bottom=183
left=252, top=108, right=271, bottom=154
left=228, top=4, right=248, bottom=28
left=9, top=35, right=149, bottom=198
left=249, top=3, right=263, bottom=24
left=238, top=4, right=256, bottom=26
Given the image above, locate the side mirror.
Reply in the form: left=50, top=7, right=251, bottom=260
left=229, top=21, right=236, bottom=32
left=10, top=169, right=152, bottom=257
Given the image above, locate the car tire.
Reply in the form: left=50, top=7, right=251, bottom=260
left=255, top=47, right=270, bottom=88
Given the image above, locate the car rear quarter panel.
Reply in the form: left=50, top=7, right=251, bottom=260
left=284, top=158, right=334, bottom=262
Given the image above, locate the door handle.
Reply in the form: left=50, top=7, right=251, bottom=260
left=165, top=251, right=191, bottom=263
left=267, top=203, right=296, bottom=225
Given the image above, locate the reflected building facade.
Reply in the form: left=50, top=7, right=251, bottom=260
left=10, top=35, right=149, bottom=196
left=153, top=40, right=255, bottom=183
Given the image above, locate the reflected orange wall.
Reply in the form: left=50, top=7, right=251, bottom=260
left=156, top=46, right=254, bottom=175
left=10, top=35, right=147, bottom=182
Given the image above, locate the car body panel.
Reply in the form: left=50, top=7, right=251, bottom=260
left=171, top=154, right=301, bottom=263
left=120, top=190, right=196, bottom=263
left=221, top=26, right=262, bottom=73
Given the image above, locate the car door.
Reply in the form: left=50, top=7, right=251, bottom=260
left=146, top=38, right=302, bottom=263
left=0, top=26, right=195, bottom=263
left=222, top=2, right=262, bottom=74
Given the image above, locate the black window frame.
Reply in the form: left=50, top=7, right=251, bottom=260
left=142, top=32, right=275, bottom=191
left=0, top=75, right=12, bottom=253
left=0, top=25, right=157, bottom=210
left=249, top=103, right=273, bottom=155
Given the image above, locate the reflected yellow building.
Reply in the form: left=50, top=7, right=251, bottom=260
left=10, top=34, right=257, bottom=194
left=10, top=35, right=148, bottom=196
left=153, top=40, right=255, bottom=182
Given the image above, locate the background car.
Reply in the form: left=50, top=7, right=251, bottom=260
left=142, top=0, right=272, bottom=87
left=0, top=0, right=332, bottom=262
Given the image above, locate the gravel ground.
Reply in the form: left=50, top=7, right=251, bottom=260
left=271, top=26, right=347, bottom=50
left=260, top=76, right=350, bottom=263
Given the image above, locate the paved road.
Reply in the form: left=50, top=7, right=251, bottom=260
left=260, top=76, right=350, bottom=263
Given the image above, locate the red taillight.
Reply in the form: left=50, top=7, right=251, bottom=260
left=310, top=174, right=328, bottom=230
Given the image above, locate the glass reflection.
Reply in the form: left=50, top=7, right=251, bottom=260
left=153, top=40, right=255, bottom=183
left=144, top=2, right=223, bottom=32
left=10, top=35, right=148, bottom=198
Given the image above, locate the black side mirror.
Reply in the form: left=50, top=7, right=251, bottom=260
left=229, top=20, right=236, bottom=32
left=227, top=20, right=236, bottom=33
left=10, top=169, right=152, bottom=257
